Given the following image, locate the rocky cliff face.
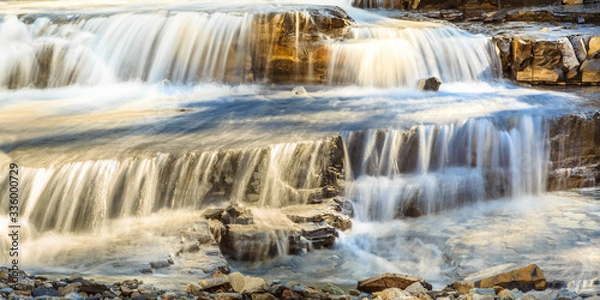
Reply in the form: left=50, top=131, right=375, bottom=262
left=547, top=112, right=600, bottom=190
left=493, top=35, right=600, bottom=85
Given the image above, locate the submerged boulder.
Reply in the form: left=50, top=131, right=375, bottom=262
left=417, top=77, right=442, bottom=91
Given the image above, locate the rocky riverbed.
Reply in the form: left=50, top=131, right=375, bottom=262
left=1, top=264, right=599, bottom=300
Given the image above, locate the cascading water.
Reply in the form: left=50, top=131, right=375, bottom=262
left=0, top=0, right=598, bottom=295
left=344, top=115, right=548, bottom=220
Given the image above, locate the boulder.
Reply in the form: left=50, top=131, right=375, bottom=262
left=281, top=289, right=303, bottom=300
left=569, top=36, right=589, bottom=63
left=512, top=38, right=533, bottom=81
left=321, top=283, right=344, bottom=295
left=449, top=264, right=547, bottom=294
left=296, top=223, right=338, bottom=248
left=558, top=37, right=580, bottom=79
left=588, top=36, right=600, bottom=59
left=281, top=198, right=352, bottom=231
left=580, top=59, right=600, bottom=83
left=198, top=275, right=231, bottom=293
left=222, top=203, right=254, bottom=225
left=417, top=77, right=442, bottom=92
left=357, top=273, right=432, bottom=293
left=373, top=288, right=417, bottom=300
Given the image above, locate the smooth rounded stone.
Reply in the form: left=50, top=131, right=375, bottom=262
left=252, top=293, right=278, bottom=300
left=138, top=284, right=157, bottom=295
left=199, top=275, right=231, bottom=293
left=58, top=283, right=81, bottom=296
left=64, top=292, right=85, bottom=300
left=215, top=292, right=243, bottom=300
left=7, top=293, right=19, bottom=300
left=349, top=289, right=361, bottom=296
left=162, top=292, right=176, bottom=300
left=321, top=283, right=344, bottom=295
left=1, top=287, right=13, bottom=293
left=181, top=243, right=201, bottom=253
left=267, top=281, right=289, bottom=296
left=281, top=289, right=304, bottom=300
left=373, top=288, right=417, bottom=300
left=417, top=77, right=442, bottom=92
left=228, top=272, right=246, bottom=293
left=80, top=281, right=108, bottom=294
left=32, top=288, right=58, bottom=297
left=241, top=276, right=267, bottom=294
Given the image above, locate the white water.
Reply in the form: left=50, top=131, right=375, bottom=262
left=0, top=0, right=598, bottom=295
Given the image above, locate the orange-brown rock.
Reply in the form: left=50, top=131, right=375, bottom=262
left=357, top=273, right=432, bottom=294
left=449, top=264, right=547, bottom=294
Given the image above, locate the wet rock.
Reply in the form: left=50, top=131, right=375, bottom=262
left=281, top=289, right=303, bottom=300
left=405, top=282, right=429, bottom=296
left=252, top=293, right=278, bottom=300
left=227, top=272, right=267, bottom=294
left=373, top=288, right=417, bottom=300
left=215, top=293, right=243, bottom=300
left=321, top=283, right=344, bottom=295
left=222, top=203, right=254, bottom=225
left=581, top=59, right=600, bottom=83
left=32, top=288, right=58, bottom=297
left=204, top=208, right=225, bottom=220
left=198, top=275, right=231, bottom=293
left=149, top=260, right=172, bottom=269
left=58, top=283, right=81, bottom=296
left=349, top=289, right=361, bottom=296
left=418, top=77, right=442, bottom=91
left=221, top=224, right=288, bottom=260
left=588, top=36, right=600, bottom=59
left=558, top=37, right=581, bottom=79
left=282, top=198, right=352, bottom=231
left=292, top=86, right=308, bottom=96
left=357, top=273, right=432, bottom=293
left=450, top=264, right=547, bottom=294
left=80, top=281, right=108, bottom=294
left=297, top=223, right=338, bottom=248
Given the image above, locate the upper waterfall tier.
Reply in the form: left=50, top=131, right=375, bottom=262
left=0, top=4, right=499, bottom=89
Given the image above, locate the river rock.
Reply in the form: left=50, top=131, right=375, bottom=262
left=418, top=77, right=442, bottom=91
left=281, top=289, right=303, bottom=300
left=252, top=293, right=278, bottom=300
left=198, top=274, right=231, bottom=293
left=373, top=288, right=417, bottom=300
left=321, top=283, right=344, bottom=295
left=449, top=264, right=547, bottom=294
left=588, top=36, right=600, bottom=58
left=282, top=198, right=352, bottom=231
left=32, top=288, right=58, bottom=297
left=357, top=273, right=433, bottom=293
left=215, top=292, right=243, bottom=300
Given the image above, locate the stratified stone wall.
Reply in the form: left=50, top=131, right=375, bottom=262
left=547, top=113, right=600, bottom=190
left=494, top=35, right=600, bottom=85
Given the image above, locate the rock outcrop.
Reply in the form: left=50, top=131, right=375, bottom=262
left=449, top=264, right=548, bottom=294
left=547, top=112, right=600, bottom=190
left=494, top=34, right=600, bottom=84
left=357, top=273, right=433, bottom=293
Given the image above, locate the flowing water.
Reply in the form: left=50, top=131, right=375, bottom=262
left=0, top=0, right=598, bottom=294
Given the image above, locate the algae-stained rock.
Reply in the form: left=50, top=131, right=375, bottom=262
left=357, top=273, right=432, bottom=293
left=449, top=264, right=547, bottom=294
left=321, top=283, right=344, bottom=295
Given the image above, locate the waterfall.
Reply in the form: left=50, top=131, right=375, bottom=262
left=343, top=115, right=548, bottom=221
left=0, top=6, right=498, bottom=89
left=0, top=140, right=332, bottom=233
left=328, top=25, right=500, bottom=87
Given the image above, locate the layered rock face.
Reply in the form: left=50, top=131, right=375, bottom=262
left=494, top=35, right=600, bottom=85
left=547, top=113, right=600, bottom=190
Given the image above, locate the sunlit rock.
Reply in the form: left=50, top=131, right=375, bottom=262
left=449, top=264, right=547, bottom=294
left=357, top=273, right=432, bottom=294
left=417, top=77, right=442, bottom=92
